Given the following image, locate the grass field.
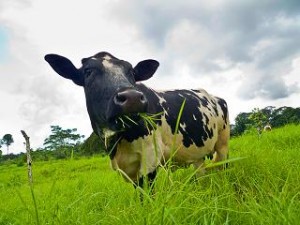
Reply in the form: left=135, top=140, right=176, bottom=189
left=0, top=124, right=300, bottom=225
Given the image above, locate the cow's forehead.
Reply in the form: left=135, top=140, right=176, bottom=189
left=83, top=52, right=133, bottom=79
left=88, top=52, right=132, bottom=69
left=93, top=52, right=118, bottom=60
left=84, top=52, right=117, bottom=65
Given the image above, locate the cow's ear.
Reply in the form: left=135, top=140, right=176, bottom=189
left=44, top=54, right=84, bottom=86
left=133, top=59, right=159, bottom=82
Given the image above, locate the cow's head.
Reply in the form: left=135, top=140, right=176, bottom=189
left=45, top=52, right=159, bottom=135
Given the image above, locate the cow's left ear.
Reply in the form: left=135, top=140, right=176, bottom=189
left=44, top=54, right=84, bottom=86
left=133, top=60, right=159, bottom=82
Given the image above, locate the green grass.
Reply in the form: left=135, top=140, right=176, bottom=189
left=0, top=124, right=300, bottom=224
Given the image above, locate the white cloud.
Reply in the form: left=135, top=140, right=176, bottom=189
left=0, top=0, right=299, bottom=154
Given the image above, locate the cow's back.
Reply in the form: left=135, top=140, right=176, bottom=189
left=154, top=88, right=229, bottom=165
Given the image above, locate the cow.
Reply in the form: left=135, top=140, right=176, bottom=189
left=263, top=124, right=272, bottom=132
left=44, top=52, right=230, bottom=188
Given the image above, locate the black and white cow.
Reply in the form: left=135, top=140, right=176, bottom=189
left=45, top=52, right=230, bottom=187
left=263, top=124, right=272, bottom=132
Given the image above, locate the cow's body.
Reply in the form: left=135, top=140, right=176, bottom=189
left=110, top=84, right=229, bottom=181
left=45, top=52, right=229, bottom=187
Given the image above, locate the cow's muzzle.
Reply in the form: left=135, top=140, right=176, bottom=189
left=113, top=89, right=148, bottom=114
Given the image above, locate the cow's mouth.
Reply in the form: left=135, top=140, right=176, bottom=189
left=117, top=114, right=142, bottom=129
left=108, top=113, right=143, bottom=132
left=108, top=112, right=161, bottom=133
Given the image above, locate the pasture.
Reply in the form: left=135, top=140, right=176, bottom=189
left=0, top=124, right=300, bottom=225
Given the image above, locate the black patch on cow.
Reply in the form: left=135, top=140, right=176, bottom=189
left=121, top=118, right=151, bottom=142
left=138, top=84, right=164, bottom=118
left=159, top=90, right=214, bottom=148
left=134, top=168, right=157, bottom=189
left=203, top=113, right=210, bottom=124
left=199, top=96, right=209, bottom=107
left=211, top=99, right=219, bottom=117
left=216, top=97, right=229, bottom=125
left=205, top=152, right=214, bottom=160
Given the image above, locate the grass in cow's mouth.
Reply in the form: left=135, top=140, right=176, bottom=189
left=118, top=116, right=138, bottom=128
left=138, top=112, right=163, bottom=131
left=117, top=112, right=163, bottom=132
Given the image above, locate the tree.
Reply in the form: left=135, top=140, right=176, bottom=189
left=249, top=108, right=268, bottom=133
left=270, top=106, right=300, bottom=127
left=233, top=112, right=252, bottom=136
left=43, top=125, right=85, bottom=159
left=2, top=134, right=14, bottom=155
left=80, top=132, right=106, bottom=156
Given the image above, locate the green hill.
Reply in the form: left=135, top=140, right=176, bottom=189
left=0, top=124, right=299, bottom=224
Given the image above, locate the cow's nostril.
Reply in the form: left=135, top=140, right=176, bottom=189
left=115, top=93, right=127, bottom=104
left=140, top=95, right=146, bottom=102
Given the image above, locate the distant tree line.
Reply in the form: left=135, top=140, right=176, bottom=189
left=0, top=125, right=106, bottom=165
left=231, top=106, right=300, bottom=136
left=33, top=125, right=106, bottom=161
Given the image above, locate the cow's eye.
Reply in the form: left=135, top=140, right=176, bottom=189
left=131, top=70, right=137, bottom=81
left=84, top=68, right=93, bottom=77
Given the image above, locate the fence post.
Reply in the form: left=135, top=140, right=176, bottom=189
left=21, top=130, right=33, bottom=184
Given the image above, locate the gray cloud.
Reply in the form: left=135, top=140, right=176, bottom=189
left=0, top=0, right=31, bottom=10
left=110, top=0, right=300, bottom=99
left=238, top=70, right=299, bottom=100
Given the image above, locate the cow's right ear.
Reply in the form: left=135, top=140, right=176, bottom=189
left=133, top=59, right=159, bottom=82
left=44, top=54, right=84, bottom=86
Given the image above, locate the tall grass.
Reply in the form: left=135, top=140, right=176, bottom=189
left=0, top=124, right=299, bottom=224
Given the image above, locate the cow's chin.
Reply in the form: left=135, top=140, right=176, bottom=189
left=107, top=113, right=143, bottom=132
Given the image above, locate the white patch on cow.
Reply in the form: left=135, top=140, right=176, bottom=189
left=154, top=92, right=169, bottom=116
left=103, top=55, right=112, bottom=60
left=102, top=59, right=124, bottom=79
left=111, top=130, right=165, bottom=181
left=103, top=128, right=116, bottom=149
left=159, top=96, right=166, bottom=105
left=193, top=114, right=197, bottom=121
left=102, top=59, right=114, bottom=69
left=154, top=91, right=167, bottom=105
left=164, top=110, right=169, bottom=117
left=180, top=122, right=187, bottom=132
left=202, top=112, right=208, bottom=124
left=195, top=88, right=209, bottom=95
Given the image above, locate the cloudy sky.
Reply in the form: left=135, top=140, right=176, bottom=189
left=1, top=0, right=300, bottom=154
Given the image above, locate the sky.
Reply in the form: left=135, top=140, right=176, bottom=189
left=0, top=0, right=300, bottom=154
